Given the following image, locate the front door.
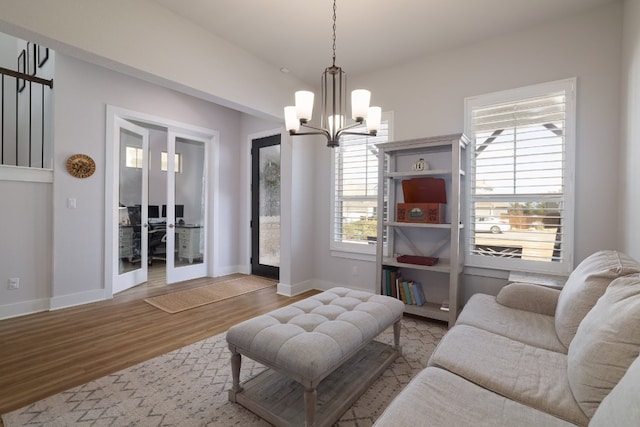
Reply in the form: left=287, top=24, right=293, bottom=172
left=251, top=135, right=281, bottom=279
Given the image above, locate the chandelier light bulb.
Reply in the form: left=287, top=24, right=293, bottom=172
left=366, top=106, right=382, bottom=134
left=351, top=89, right=371, bottom=122
left=295, top=91, right=314, bottom=123
left=284, top=106, right=300, bottom=133
left=328, top=114, right=345, bottom=136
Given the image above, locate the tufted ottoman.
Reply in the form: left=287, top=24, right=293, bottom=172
left=226, top=287, right=405, bottom=427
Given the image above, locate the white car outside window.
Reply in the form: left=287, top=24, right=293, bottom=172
left=476, top=216, right=510, bottom=234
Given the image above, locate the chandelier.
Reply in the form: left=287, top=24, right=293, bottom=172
left=284, top=0, right=381, bottom=148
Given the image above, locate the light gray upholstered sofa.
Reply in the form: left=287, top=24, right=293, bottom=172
left=374, top=250, right=640, bottom=426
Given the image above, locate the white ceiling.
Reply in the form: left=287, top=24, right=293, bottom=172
left=153, top=0, right=617, bottom=86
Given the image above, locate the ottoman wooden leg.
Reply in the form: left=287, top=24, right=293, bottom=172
left=304, top=386, right=317, bottom=427
left=228, top=349, right=243, bottom=402
left=393, top=320, right=402, bottom=354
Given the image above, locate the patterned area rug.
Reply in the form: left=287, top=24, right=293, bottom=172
left=144, top=276, right=276, bottom=313
left=2, top=317, right=446, bottom=426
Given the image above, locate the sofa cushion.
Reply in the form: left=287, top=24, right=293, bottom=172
left=589, top=355, right=640, bottom=427
left=456, top=293, right=566, bottom=353
left=496, top=282, right=560, bottom=316
left=428, top=325, right=588, bottom=426
left=373, top=367, right=577, bottom=427
left=555, top=250, right=640, bottom=348
left=567, top=274, right=640, bottom=418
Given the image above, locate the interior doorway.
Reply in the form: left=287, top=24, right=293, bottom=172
left=251, top=134, right=281, bottom=279
left=106, top=106, right=218, bottom=296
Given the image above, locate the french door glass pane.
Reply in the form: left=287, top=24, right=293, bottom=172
left=258, top=144, right=280, bottom=267
left=174, top=137, right=205, bottom=267
left=118, top=128, right=143, bottom=274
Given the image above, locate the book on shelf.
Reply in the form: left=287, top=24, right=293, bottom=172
left=410, top=281, right=425, bottom=306
left=382, top=268, right=389, bottom=295
left=395, top=274, right=402, bottom=300
left=402, top=281, right=413, bottom=305
left=417, top=282, right=427, bottom=305
left=382, top=267, right=430, bottom=307
left=391, top=270, right=398, bottom=299
left=381, top=266, right=399, bottom=297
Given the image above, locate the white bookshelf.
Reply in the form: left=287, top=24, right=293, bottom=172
left=375, top=133, right=469, bottom=327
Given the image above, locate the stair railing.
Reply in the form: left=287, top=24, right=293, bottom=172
left=0, top=66, right=54, bottom=169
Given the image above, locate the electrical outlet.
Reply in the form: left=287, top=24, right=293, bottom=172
left=8, top=277, right=19, bottom=290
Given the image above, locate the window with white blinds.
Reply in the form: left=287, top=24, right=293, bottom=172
left=464, top=79, right=576, bottom=274
left=331, top=116, right=390, bottom=255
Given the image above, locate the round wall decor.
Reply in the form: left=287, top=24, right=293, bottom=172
left=66, top=154, right=96, bottom=178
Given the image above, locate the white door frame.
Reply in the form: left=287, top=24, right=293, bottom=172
left=105, top=105, right=220, bottom=297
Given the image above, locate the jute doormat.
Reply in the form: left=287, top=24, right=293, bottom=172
left=144, top=276, right=276, bottom=313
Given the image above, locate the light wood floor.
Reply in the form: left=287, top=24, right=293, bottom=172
left=0, top=270, right=318, bottom=422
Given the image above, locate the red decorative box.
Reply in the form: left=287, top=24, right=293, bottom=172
left=396, top=203, right=445, bottom=224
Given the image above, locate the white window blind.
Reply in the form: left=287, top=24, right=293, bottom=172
left=465, top=79, right=575, bottom=274
left=332, top=118, right=389, bottom=254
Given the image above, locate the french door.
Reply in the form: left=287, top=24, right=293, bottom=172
left=113, top=118, right=150, bottom=293
left=109, top=112, right=211, bottom=294
left=251, top=134, right=281, bottom=279
left=165, top=131, right=208, bottom=284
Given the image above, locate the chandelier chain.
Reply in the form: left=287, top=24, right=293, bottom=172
left=332, top=0, right=337, bottom=66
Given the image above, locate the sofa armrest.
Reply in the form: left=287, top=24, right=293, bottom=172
left=496, top=283, right=560, bottom=316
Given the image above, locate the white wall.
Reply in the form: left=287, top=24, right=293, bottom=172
left=288, top=134, right=317, bottom=291
left=621, top=0, right=640, bottom=260
left=0, top=0, right=307, bottom=121
left=0, top=180, right=52, bottom=317
left=312, top=2, right=625, bottom=299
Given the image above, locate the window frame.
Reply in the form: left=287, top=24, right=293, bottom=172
left=161, top=151, right=182, bottom=173
left=125, top=146, right=143, bottom=169
left=464, top=78, right=576, bottom=275
left=330, top=112, right=393, bottom=259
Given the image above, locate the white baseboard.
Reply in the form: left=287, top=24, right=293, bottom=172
left=0, top=289, right=108, bottom=319
left=237, top=264, right=251, bottom=275
left=214, top=264, right=248, bottom=277
left=311, top=279, right=372, bottom=294
left=0, top=298, right=50, bottom=320
left=0, top=277, right=376, bottom=320
left=277, top=279, right=374, bottom=298
left=49, top=289, right=108, bottom=311
left=276, top=279, right=316, bottom=297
